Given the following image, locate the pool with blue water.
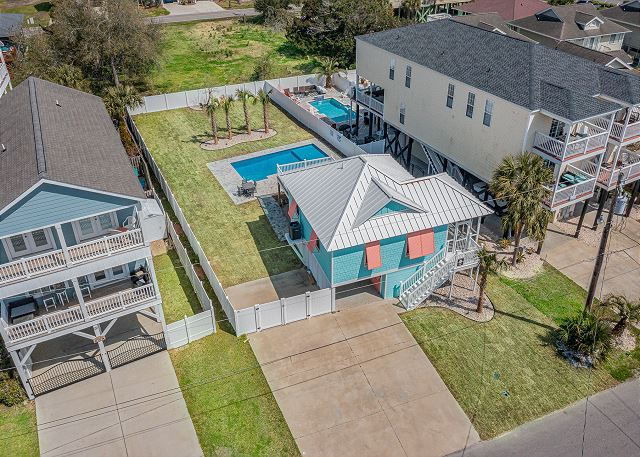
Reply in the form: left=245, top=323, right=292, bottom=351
left=310, top=98, right=354, bottom=123
left=231, top=143, right=328, bottom=181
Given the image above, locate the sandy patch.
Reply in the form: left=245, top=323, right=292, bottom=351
left=200, top=128, right=277, bottom=150
left=421, top=273, right=494, bottom=323
left=478, top=235, right=544, bottom=279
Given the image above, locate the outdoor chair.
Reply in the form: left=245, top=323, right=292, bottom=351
left=43, top=297, right=57, bottom=312
left=238, top=179, right=257, bottom=197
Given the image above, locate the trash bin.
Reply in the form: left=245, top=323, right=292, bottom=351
left=289, top=221, right=302, bottom=240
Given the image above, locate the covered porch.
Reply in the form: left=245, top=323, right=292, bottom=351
left=544, top=160, right=599, bottom=210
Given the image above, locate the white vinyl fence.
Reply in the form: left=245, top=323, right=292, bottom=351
left=127, top=116, right=238, bottom=333
left=234, top=288, right=333, bottom=336
left=166, top=310, right=216, bottom=349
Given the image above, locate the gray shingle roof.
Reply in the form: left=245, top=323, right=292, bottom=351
left=453, top=13, right=534, bottom=41
left=357, top=20, right=639, bottom=120
left=0, top=13, right=23, bottom=38
left=555, top=41, right=633, bottom=66
left=279, top=155, right=492, bottom=251
left=0, top=77, right=146, bottom=210
left=509, top=3, right=630, bottom=40
left=601, top=1, right=640, bottom=27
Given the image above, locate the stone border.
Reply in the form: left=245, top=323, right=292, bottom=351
left=207, top=138, right=341, bottom=205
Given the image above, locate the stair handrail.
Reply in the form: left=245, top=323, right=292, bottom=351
left=399, top=246, right=446, bottom=297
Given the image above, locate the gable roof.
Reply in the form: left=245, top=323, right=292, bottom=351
left=357, top=20, right=640, bottom=121
left=0, top=77, right=145, bottom=211
left=453, top=13, right=534, bottom=41
left=601, top=1, right=640, bottom=27
left=0, top=13, right=23, bottom=38
left=456, top=0, right=547, bottom=20
left=278, top=155, right=492, bottom=251
left=555, top=41, right=632, bottom=67
left=509, top=3, right=630, bottom=40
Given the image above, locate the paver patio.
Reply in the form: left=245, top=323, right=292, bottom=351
left=248, top=301, right=479, bottom=457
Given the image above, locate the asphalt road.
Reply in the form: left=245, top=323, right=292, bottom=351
left=447, top=379, right=640, bottom=457
left=148, top=8, right=258, bottom=24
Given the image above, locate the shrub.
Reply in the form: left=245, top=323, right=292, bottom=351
left=557, top=312, right=612, bottom=366
left=497, top=238, right=510, bottom=250
left=251, top=54, right=274, bottom=81
left=0, top=373, right=27, bottom=407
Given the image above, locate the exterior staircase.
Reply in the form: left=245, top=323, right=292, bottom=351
left=421, top=143, right=445, bottom=175
left=398, top=239, right=480, bottom=310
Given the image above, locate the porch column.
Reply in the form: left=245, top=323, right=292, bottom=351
left=54, top=224, right=71, bottom=264
left=355, top=104, right=360, bottom=136
left=93, top=324, right=112, bottom=372
left=155, top=303, right=168, bottom=335
left=9, top=350, right=34, bottom=399
left=71, top=277, right=89, bottom=320
left=448, top=273, right=455, bottom=299
left=574, top=195, right=592, bottom=238
left=626, top=180, right=640, bottom=217
left=475, top=217, right=481, bottom=242
left=592, top=188, right=608, bottom=230
left=330, top=287, right=336, bottom=313
left=146, top=256, right=161, bottom=299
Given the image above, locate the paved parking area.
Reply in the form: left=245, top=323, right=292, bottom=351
left=36, top=352, right=202, bottom=457
left=249, top=302, right=479, bottom=457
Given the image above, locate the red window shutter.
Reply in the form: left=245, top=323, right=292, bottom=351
left=407, top=229, right=435, bottom=258
left=307, top=230, right=318, bottom=253
left=287, top=199, right=298, bottom=219
left=420, top=229, right=435, bottom=256
left=365, top=241, right=382, bottom=270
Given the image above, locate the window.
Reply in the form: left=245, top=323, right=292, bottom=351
left=446, top=83, right=455, bottom=108
left=94, top=270, right=107, bottom=282
left=483, top=100, right=494, bottom=127
left=609, top=34, right=617, bottom=43
left=549, top=119, right=565, bottom=139
left=466, top=92, right=475, bottom=118
left=98, top=214, right=115, bottom=231
left=405, top=65, right=412, bottom=88
left=399, top=103, right=406, bottom=124
left=389, top=58, right=395, bottom=80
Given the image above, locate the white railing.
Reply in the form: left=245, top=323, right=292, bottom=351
left=399, top=246, right=446, bottom=298
left=5, top=306, right=84, bottom=343
left=67, top=229, right=144, bottom=264
left=611, top=119, right=640, bottom=143
left=0, top=230, right=144, bottom=286
left=545, top=177, right=596, bottom=208
left=355, top=89, right=384, bottom=114
left=598, top=151, right=640, bottom=188
left=85, top=283, right=157, bottom=318
left=533, top=131, right=608, bottom=161
left=533, top=132, right=564, bottom=160
left=276, top=156, right=333, bottom=175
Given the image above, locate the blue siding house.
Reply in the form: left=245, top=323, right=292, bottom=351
left=0, top=77, right=166, bottom=398
left=277, top=155, right=492, bottom=307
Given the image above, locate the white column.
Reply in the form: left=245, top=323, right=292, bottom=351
left=93, top=324, right=112, bottom=372
left=146, top=256, right=161, bottom=300
left=54, top=224, right=71, bottom=264
left=155, top=303, right=168, bottom=337
left=9, top=350, right=34, bottom=399
left=71, top=277, right=89, bottom=320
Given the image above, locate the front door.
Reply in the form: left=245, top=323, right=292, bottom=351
left=4, top=228, right=55, bottom=259
left=74, top=213, right=117, bottom=241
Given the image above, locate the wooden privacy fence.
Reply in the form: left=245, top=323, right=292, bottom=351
left=127, top=116, right=237, bottom=332
left=234, top=288, right=334, bottom=336
left=166, top=310, right=216, bottom=349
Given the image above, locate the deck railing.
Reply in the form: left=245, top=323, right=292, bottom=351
left=3, top=284, right=158, bottom=344
left=354, top=89, right=384, bottom=114
left=533, top=131, right=608, bottom=161
left=610, top=119, right=640, bottom=144
left=276, top=156, right=333, bottom=175
left=598, top=151, right=640, bottom=188
left=544, top=164, right=597, bottom=209
left=398, top=247, right=447, bottom=298
left=0, top=229, right=145, bottom=286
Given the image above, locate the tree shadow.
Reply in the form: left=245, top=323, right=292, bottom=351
left=493, top=307, right=556, bottom=332
left=34, top=1, right=52, bottom=12
left=246, top=215, right=302, bottom=278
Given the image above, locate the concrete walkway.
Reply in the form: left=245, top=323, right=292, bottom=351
left=149, top=7, right=258, bottom=24
left=36, top=352, right=203, bottom=457
left=542, top=208, right=640, bottom=300
left=162, top=1, right=224, bottom=15
left=249, top=302, right=479, bottom=457
left=447, top=379, right=640, bottom=457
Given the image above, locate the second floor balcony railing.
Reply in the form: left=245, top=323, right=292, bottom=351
left=609, top=119, right=640, bottom=144
left=0, top=229, right=145, bottom=286
left=544, top=163, right=597, bottom=209
left=597, top=150, right=640, bottom=189
left=354, top=89, right=384, bottom=115
left=533, top=129, right=609, bottom=162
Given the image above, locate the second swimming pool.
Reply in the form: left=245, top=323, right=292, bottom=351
left=310, top=98, right=355, bottom=123
left=231, top=144, right=329, bottom=181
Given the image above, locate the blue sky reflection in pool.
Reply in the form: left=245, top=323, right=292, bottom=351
left=231, top=144, right=328, bottom=181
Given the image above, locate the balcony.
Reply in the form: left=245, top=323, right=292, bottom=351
left=597, top=149, right=640, bottom=189
left=0, top=229, right=144, bottom=286
left=354, top=88, right=384, bottom=115
left=533, top=124, right=608, bottom=162
left=544, top=163, right=597, bottom=209
left=609, top=119, right=640, bottom=145
left=2, top=282, right=158, bottom=344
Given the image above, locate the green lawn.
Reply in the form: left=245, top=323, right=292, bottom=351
left=142, top=5, right=169, bottom=16
left=149, top=19, right=317, bottom=93
left=0, top=1, right=51, bottom=28
left=170, top=333, right=299, bottom=456
left=401, top=275, right=617, bottom=440
left=134, top=104, right=309, bottom=287
left=0, top=403, right=39, bottom=457
left=154, top=250, right=202, bottom=324
left=215, top=0, right=256, bottom=8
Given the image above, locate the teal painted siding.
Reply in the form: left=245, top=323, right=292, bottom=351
left=297, top=205, right=332, bottom=282
left=0, top=242, right=7, bottom=264
left=332, top=225, right=447, bottom=285
left=372, top=201, right=415, bottom=218
left=61, top=222, right=77, bottom=247
left=0, top=183, right=139, bottom=238
left=384, top=266, right=422, bottom=298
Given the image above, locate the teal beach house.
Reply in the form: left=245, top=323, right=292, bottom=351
left=277, top=155, right=492, bottom=310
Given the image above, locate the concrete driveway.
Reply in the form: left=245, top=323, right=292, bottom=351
left=447, top=379, right=640, bottom=457
left=36, top=352, right=202, bottom=457
left=249, top=302, right=479, bottom=457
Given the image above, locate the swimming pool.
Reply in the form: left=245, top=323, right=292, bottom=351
left=310, top=98, right=355, bottom=123
left=231, top=144, right=329, bottom=181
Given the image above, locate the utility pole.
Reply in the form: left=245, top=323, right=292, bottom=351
left=585, top=173, right=624, bottom=312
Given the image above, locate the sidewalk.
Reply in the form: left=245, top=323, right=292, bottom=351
left=149, top=7, right=258, bottom=24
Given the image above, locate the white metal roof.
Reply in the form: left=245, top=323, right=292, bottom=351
left=278, top=155, right=493, bottom=251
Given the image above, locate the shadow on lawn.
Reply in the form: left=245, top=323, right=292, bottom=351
left=493, top=307, right=555, bottom=332
left=246, top=215, right=302, bottom=278
left=168, top=249, right=203, bottom=316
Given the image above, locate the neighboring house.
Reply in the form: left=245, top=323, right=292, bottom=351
left=454, top=0, right=547, bottom=21
left=0, top=13, right=23, bottom=42
left=453, top=12, right=534, bottom=41
left=390, top=0, right=472, bottom=16
left=0, top=77, right=166, bottom=398
left=0, top=51, right=9, bottom=97
left=352, top=20, right=640, bottom=222
left=554, top=41, right=632, bottom=69
left=277, top=155, right=492, bottom=311
left=509, top=4, right=632, bottom=63
left=602, top=0, right=640, bottom=66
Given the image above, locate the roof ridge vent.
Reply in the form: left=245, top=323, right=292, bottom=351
left=28, top=78, right=47, bottom=177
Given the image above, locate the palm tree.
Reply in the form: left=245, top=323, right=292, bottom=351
left=530, top=208, right=553, bottom=255
left=490, top=153, right=553, bottom=266
left=200, top=92, right=221, bottom=145
left=49, top=64, right=90, bottom=92
left=220, top=95, right=234, bottom=140
left=236, top=89, right=255, bottom=135
left=598, top=295, right=640, bottom=335
left=315, top=57, right=343, bottom=89
left=476, top=247, right=508, bottom=314
left=103, top=85, right=143, bottom=125
left=256, top=89, right=271, bottom=134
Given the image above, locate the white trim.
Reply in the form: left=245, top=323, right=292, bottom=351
left=71, top=212, right=118, bottom=242
left=2, top=227, right=56, bottom=261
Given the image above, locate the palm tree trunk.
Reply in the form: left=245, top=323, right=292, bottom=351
left=211, top=115, right=218, bottom=145
left=263, top=103, right=269, bottom=133
left=536, top=219, right=549, bottom=254
left=476, top=272, right=487, bottom=313
left=243, top=101, right=251, bottom=135
left=226, top=112, right=232, bottom=140
left=512, top=224, right=523, bottom=266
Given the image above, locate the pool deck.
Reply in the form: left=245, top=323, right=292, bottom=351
left=207, top=139, right=341, bottom=205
